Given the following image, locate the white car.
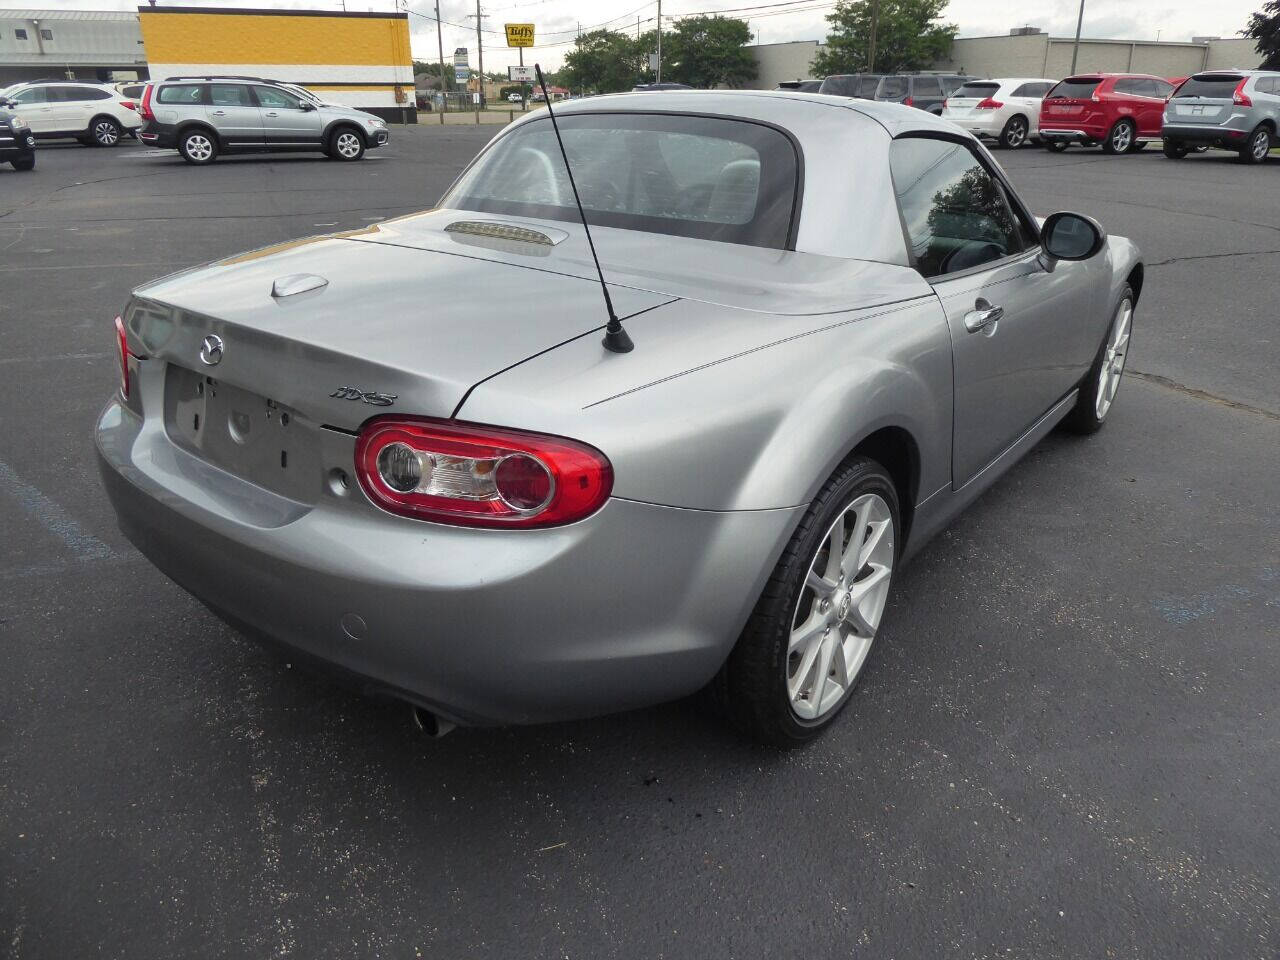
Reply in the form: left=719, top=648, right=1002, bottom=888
left=942, top=78, right=1056, bottom=149
left=1, top=81, right=142, bottom=147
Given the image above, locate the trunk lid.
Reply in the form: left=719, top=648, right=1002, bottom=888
left=129, top=234, right=671, bottom=433
left=1167, top=76, right=1242, bottom=126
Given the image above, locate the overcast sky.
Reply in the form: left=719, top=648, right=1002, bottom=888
left=1, top=0, right=1263, bottom=73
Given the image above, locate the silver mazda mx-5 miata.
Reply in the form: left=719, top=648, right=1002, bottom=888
left=97, top=91, right=1141, bottom=744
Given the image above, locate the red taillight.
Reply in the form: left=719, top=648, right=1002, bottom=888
left=976, top=97, right=1003, bottom=109
left=903, top=96, right=913, bottom=107
left=140, top=84, right=154, bottom=121
left=354, top=417, right=613, bottom=529
left=1233, top=78, right=1252, bottom=106
left=114, top=315, right=131, bottom=400
left=941, top=98, right=949, bottom=109
left=119, top=100, right=135, bottom=111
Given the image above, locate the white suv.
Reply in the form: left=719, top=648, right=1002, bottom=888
left=942, top=78, right=1056, bottom=149
left=1, top=81, right=141, bottom=146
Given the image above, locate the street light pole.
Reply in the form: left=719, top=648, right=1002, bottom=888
left=435, top=0, right=447, bottom=117
left=867, top=0, right=878, bottom=72
left=475, top=0, right=484, bottom=107
left=656, top=0, right=662, bottom=84
left=1070, top=0, right=1086, bottom=75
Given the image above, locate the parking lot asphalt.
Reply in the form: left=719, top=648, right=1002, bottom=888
left=1, top=127, right=1277, bottom=959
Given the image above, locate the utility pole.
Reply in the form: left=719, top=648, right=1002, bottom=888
left=867, top=0, right=878, bottom=72
left=475, top=0, right=484, bottom=108
left=656, top=0, right=662, bottom=84
left=435, top=0, right=447, bottom=117
left=1070, top=0, right=1086, bottom=74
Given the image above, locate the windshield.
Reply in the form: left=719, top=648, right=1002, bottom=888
left=443, top=112, right=800, bottom=249
left=1046, top=78, right=1101, bottom=99
left=878, top=77, right=908, bottom=99
left=1173, top=75, right=1243, bottom=98
left=953, top=82, right=999, bottom=99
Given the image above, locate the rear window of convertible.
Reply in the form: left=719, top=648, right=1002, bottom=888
left=442, top=113, right=800, bottom=249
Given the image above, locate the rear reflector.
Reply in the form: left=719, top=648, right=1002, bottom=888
left=114, top=315, right=131, bottom=400
left=1233, top=78, right=1252, bottom=106
left=354, top=417, right=613, bottom=528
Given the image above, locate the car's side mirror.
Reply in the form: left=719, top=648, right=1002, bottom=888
left=1041, top=211, right=1106, bottom=261
left=299, top=100, right=316, bottom=111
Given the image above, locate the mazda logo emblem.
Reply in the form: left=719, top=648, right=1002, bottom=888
left=199, top=334, right=224, bottom=366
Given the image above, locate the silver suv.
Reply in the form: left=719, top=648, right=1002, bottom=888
left=139, top=76, right=389, bottom=165
left=1163, top=70, right=1280, bottom=163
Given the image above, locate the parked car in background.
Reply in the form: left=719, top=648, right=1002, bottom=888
left=1039, top=73, right=1176, bottom=153
left=138, top=76, right=389, bottom=164
left=115, top=81, right=147, bottom=102
left=817, top=74, right=885, bottom=99
left=876, top=73, right=974, bottom=114
left=0, top=80, right=140, bottom=146
left=776, top=80, right=823, bottom=93
left=0, top=95, right=36, bottom=170
left=942, top=77, right=1055, bottom=148
left=631, top=83, right=693, bottom=92
left=1162, top=70, right=1280, bottom=163
left=97, top=91, right=1141, bottom=745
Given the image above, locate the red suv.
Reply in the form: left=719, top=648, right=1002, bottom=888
left=1039, top=74, right=1177, bottom=153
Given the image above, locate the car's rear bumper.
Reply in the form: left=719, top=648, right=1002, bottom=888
left=1162, top=122, right=1252, bottom=145
left=96, top=398, right=800, bottom=726
left=1038, top=126, right=1105, bottom=142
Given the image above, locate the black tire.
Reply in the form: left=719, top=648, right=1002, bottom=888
left=178, top=128, right=218, bottom=165
left=11, top=155, right=35, bottom=171
left=718, top=456, right=901, bottom=746
left=997, top=115, right=1029, bottom=149
left=1044, top=139, right=1069, bottom=152
left=1129, top=140, right=1146, bottom=153
left=1163, top=139, right=1189, bottom=159
left=1062, top=285, right=1134, bottom=435
left=1101, top=118, right=1135, bottom=155
left=1238, top=124, right=1270, bottom=164
left=88, top=115, right=121, bottom=147
left=328, top=126, right=365, bottom=161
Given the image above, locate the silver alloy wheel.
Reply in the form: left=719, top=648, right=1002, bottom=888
left=1251, top=129, right=1270, bottom=161
left=1112, top=122, right=1133, bottom=152
left=336, top=132, right=362, bottom=158
left=1095, top=297, right=1132, bottom=420
left=1006, top=118, right=1027, bottom=147
left=788, top=493, right=895, bottom=721
left=184, top=134, right=213, bottom=162
left=94, top=121, right=119, bottom=146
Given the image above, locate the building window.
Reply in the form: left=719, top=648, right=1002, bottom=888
left=40, top=29, right=53, bottom=41
left=14, top=28, right=28, bottom=39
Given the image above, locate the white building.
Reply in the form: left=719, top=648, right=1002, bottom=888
left=0, top=8, right=145, bottom=85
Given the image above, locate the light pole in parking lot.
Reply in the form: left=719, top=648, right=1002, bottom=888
left=1070, top=0, right=1086, bottom=75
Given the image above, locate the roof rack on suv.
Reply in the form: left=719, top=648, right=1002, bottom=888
left=163, top=75, right=281, bottom=84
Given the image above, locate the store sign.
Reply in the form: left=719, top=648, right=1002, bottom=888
left=505, top=23, right=534, bottom=47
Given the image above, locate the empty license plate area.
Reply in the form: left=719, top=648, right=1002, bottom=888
left=164, top=364, right=322, bottom=504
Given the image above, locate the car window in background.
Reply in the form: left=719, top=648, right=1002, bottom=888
left=1010, top=82, right=1039, bottom=97
left=444, top=113, right=799, bottom=249
left=915, top=77, right=942, bottom=96
left=157, top=84, right=204, bottom=105
left=879, top=76, right=908, bottom=99
left=256, top=86, right=302, bottom=109
left=1046, top=78, right=1102, bottom=99
left=818, top=75, right=858, bottom=96
left=210, top=84, right=252, bottom=107
left=954, top=82, right=999, bottom=98
left=890, top=136, right=1031, bottom=278
left=941, top=77, right=969, bottom=95
left=1113, top=78, right=1140, bottom=96
left=1172, top=75, right=1244, bottom=98
left=1151, top=79, right=1174, bottom=97
left=858, top=76, right=882, bottom=97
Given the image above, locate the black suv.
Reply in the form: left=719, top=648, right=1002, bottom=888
left=0, top=97, right=36, bottom=171
left=875, top=73, right=974, bottom=114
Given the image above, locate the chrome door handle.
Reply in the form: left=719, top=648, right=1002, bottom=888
left=211, top=110, right=226, bottom=116
left=265, top=111, right=279, bottom=116
left=964, top=299, right=1004, bottom=334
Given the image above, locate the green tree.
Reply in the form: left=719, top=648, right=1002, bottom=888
left=562, top=29, right=649, bottom=94
left=1243, top=1, right=1280, bottom=68
left=812, top=0, right=956, bottom=76
left=663, top=16, right=757, bottom=88
left=413, top=60, right=456, bottom=92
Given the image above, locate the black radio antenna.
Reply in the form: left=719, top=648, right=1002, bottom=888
left=535, top=64, right=633, bottom=354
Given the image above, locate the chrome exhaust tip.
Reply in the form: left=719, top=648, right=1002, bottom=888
left=410, top=705, right=456, bottom=738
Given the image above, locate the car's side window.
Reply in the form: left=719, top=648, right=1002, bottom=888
left=889, top=136, right=1033, bottom=279
left=1011, top=82, right=1035, bottom=98
left=915, top=76, right=941, bottom=97
left=1150, top=79, right=1174, bottom=98
left=255, top=86, right=302, bottom=109
left=1113, top=78, right=1138, bottom=96
left=1257, top=77, right=1276, bottom=95
left=210, top=84, right=252, bottom=107
left=10, top=87, right=46, bottom=104
left=157, top=84, right=205, bottom=105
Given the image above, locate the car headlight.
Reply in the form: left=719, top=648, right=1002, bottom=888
left=6, top=116, right=21, bottom=127
left=368, top=118, right=386, bottom=128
